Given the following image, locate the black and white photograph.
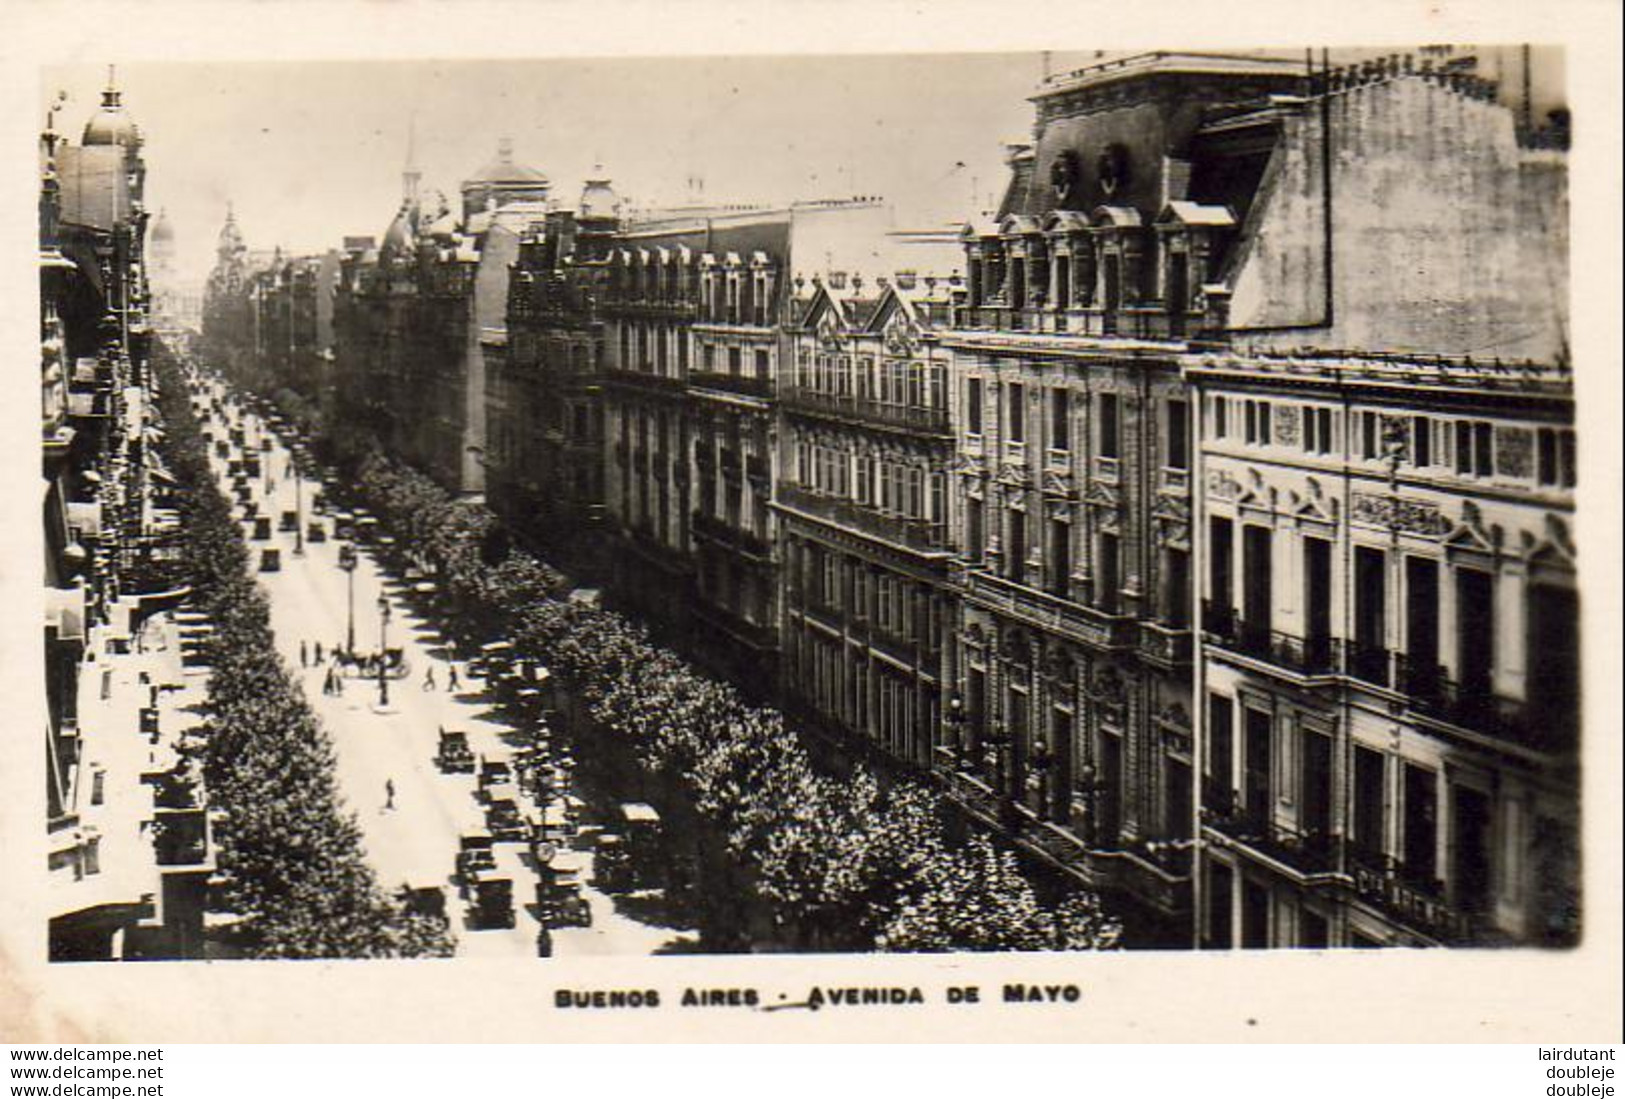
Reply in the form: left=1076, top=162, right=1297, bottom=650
left=5, top=0, right=1620, bottom=1052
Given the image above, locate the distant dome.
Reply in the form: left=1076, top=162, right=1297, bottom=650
left=83, top=86, right=140, bottom=148
left=580, top=177, right=620, bottom=220
left=463, top=138, right=549, bottom=189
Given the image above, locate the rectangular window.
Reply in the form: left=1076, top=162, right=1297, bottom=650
left=1456, top=567, right=1495, bottom=694
left=1241, top=879, right=1270, bottom=949
left=1353, top=546, right=1388, bottom=686
left=1097, top=532, right=1120, bottom=612
left=1412, top=415, right=1432, bottom=467
left=1006, top=508, right=1027, bottom=582
left=1164, top=547, right=1190, bottom=627
left=1206, top=861, right=1234, bottom=949
left=1362, top=411, right=1380, bottom=461
left=1456, top=419, right=1496, bottom=477
left=967, top=378, right=984, bottom=435
left=1207, top=693, right=1235, bottom=812
left=1243, top=707, right=1273, bottom=828
left=966, top=497, right=984, bottom=564
left=1167, top=399, right=1189, bottom=469
left=1214, top=395, right=1229, bottom=439
left=1007, top=383, right=1026, bottom=443
left=1403, top=763, right=1438, bottom=883
left=1048, top=520, right=1071, bottom=596
left=1050, top=389, right=1071, bottom=451
left=1300, top=728, right=1332, bottom=840
left=1538, top=427, right=1577, bottom=487
left=1353, top=745, right=1386, bottom=856
left=1099, top=392, right=1120, bottom=458
left=1475, top=422, right=1494, bottom=476
left=1209, top=516, right=1234, bottom=623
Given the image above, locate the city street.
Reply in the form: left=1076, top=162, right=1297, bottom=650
left=202, top=389, right=696, bottom=958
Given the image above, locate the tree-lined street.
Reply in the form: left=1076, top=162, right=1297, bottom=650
left=202, top=385, right=697, bottom=957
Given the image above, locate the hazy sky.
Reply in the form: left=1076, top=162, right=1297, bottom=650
left=46, top=54, right=1077, bottom=284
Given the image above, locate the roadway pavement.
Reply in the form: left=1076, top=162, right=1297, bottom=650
left=199, top=380, right=696, bottom=958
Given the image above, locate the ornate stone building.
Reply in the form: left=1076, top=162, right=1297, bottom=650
left=1185, top=55, right=1575, bottom=948
left=599, top=199, right=896, bottom=685
left=941, top=52, right=1307, bottom=941
left=486, top=179, right=621, bottom=574
left=331, top=138, right=550, bottom=496
left=43, top=76, right=210, bottom=960
left=777, top=272, right=961, bottom=766
left=938, top=48, right=1575, bottom=947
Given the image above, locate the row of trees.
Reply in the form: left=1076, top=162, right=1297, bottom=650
left=327, top=427, right=1122, bottom=952
left=153, top=347, right=453, bottom=958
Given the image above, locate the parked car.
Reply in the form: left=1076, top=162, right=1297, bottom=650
left=436, top=728, right=475, bottom=773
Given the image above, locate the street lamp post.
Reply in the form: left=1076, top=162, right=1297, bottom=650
left=944, top=694, right=966, bottom=769
left=1029, top=738, right=1055, bottom=821
left=292, top=446, right=304, bottom=557
left=338, top=542, right=357, bottom=654
left=377, top=594, right=392, bottom=708
left=982, top=722, right=1018, bottom=829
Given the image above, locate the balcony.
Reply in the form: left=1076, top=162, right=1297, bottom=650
left=1346, top=848, right=1478, bottom=945
left=692, top=597, right=777, bottom=653
left=690, top=510, right=772, bottom=561
left=775, top=484, right=950, bottom=554
left=780, top=386, right=951, bottom=436
left=604, top=367, right=684, bottom=396
left=1395, top=656, right=1569, bottom=754
left=1202, top=603, right=1341, bottom=678
left=1204, top=805, right=1344, bottom=879
left=966, top=570, right=1137, bottom=651
left=687, top=370, right=772, bottom=400
left=1138, top=620, right=1193, bottom=668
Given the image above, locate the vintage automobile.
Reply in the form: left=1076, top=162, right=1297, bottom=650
left=454, top=833, right=496, bottom=896
left=243, top=455, right=261, bottom=478
left=476, top=758, right=514, bottom=801
left=592, top=833, right=631, bottom=893
left=259, top=548, right=281, bottom=573
left=435, top=728, right=475, bottom=774
left=252, top=516, right=272, bottom=541
left=470, top=878, right=515, bottom=930
left=485, top=797, right=528, bottom=843
left=307, top=520, right=327, bottom=544
left=396, top=884, right=448, bottom=924
left=538, top=851, right=592, bottom=928
left=278, top=510, right=299, bottom=533
left=332, top=511, right=355, bottom=540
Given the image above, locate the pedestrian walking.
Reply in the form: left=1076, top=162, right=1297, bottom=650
left=300, top=640, right=309, bottom=668
left=314, top=640, right=324, bottom=664
left=423, top=665, right=437, bottom=691
left=384, top=779, right=395, bottom=813
left=447, top=664, right=460, bottom=692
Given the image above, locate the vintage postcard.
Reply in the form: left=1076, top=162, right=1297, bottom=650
left=1, top=0, right=1618, bottom=1045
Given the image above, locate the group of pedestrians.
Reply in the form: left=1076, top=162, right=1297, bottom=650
left=422, top=663, right=462, bottom=693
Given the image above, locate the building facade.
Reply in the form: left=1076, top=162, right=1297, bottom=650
left=598, top=200, right=898, bottom=685
left=777, top=275, right=960, bottom=767
left=1183, top=55, right=1576, bottom=948
left=330, top=139, right=550, bottom=496
left=937, top=49, right=1575, bottom=947
left=486, top=185, right=621, bottom=573
left=940, top=53, right=1308, bottom=940
left=43, top=77, right=212, bottom=961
